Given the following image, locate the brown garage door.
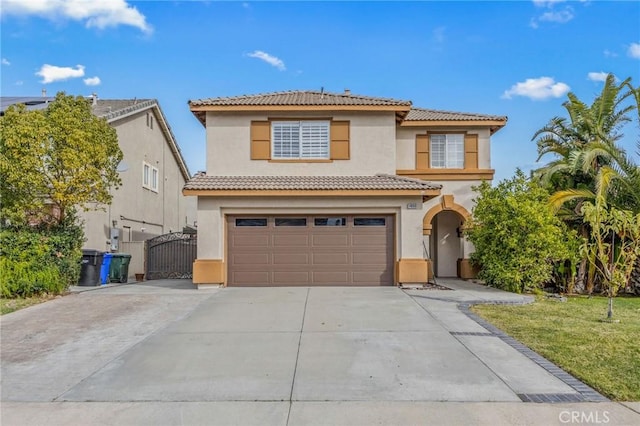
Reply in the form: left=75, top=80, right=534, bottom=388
left=227, top=215, right=394, bottom=286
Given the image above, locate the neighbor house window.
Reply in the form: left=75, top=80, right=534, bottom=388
left=143, top=162, right=159, bottom=192
left=430, top=134, right=464, bottom=168
left=143, top=162, right=150, bottom=188
left=272, top=121, right=329, bottom=159
left=151, top=167, right=159, bottom=192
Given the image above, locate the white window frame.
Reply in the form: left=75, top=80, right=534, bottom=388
left=142, top=162, right=151, bottom=188
left=271, top=120, right=330, bottom=160
left=143, top=161, right=159, bottom=192
left=430, top=134, right=465, bottom=168
left=151, top=166, right=159, bottom=192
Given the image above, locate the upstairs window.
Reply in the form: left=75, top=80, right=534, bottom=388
left=272, top=121, right=329, bottom=159
left=430, top=134, right=464, bottom=168
left=143, top=161, right=159, bottom=192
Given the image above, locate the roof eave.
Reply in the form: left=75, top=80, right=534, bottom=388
left=399, top=119, right=508, bottom=128
left=183, top=188, right=441, bottom=198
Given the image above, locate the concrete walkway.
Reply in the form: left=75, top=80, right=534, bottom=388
left=1, top=279, right=638, bottom=425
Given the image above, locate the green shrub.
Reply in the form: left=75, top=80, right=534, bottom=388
left=0, top=215, right=83, bottom=298
left=465, top=170, right=580, bottom=293
left=0, top=257, right=62, bottom=298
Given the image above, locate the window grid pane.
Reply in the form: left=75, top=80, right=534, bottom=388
left=430, top=134, right=464, bottom=168
left=272, top=121, right=329, bottom=159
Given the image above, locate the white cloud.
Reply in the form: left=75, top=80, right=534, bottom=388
left=84, top=76, right=101, bottom=86
left=538, top=8, right=574, bottom=24
left=532, top=0, right=566, bottom=7
left=628, top=42, right=640, bottom=59
left=1, top=58, right=10, bottom=65
left=247, top=50, right=286, bottom=71
left=587, top=72, right=608, bottom=82
left=1, top=0, right=152, bottom=33
left=36, top=64, right=85, bottom=84
left=502, top=77, right=570, bottom=100
left=530, top=0, right=576, bottom=28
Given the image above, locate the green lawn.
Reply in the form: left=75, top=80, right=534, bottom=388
left=0, top=294, right=58, bottom=315
left=472, top=296, right=640, bottom=401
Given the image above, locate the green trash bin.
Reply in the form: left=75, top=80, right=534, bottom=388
left=109, top=253, right=132, bottom=283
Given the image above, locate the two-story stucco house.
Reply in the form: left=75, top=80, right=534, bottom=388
left=184, top=90, right=506, bottom=287
left=1, top=95, right=197, bottom=279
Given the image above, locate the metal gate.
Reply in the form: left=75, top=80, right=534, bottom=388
left=145, top=232, right=197, bottom=280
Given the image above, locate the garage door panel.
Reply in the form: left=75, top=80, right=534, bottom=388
left=232, top=253, right=270, bottom=265
left=227, top=215, right=393, bottom=286
left=312, top=234, right=349, bottom=247
left=312, top=271, right=349, bottom=284
left=273, top=234, right=309, bottom=247
left=273, top=271, right=310, bottom=284
left=312, top=252, right=349, bottom=265
left=273, top=253, right=309, bottom=265
left=231, top=271, right=270, bottom=285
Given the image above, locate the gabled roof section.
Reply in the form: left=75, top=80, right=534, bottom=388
left=93, top=99, right=155, bottom=121
left=183, top=174, right=441, bottom=198
left=402, top=107, right=508, bottom=134
left=94, top=99, right=191, bottom=181
left=189, top=90, right=413, bottom=126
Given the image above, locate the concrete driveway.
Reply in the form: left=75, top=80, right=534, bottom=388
left=2, top=280, right=638, bottom=425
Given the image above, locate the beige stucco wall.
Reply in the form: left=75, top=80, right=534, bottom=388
left=395, top=127, right=492, bottom=170
left=205, top=111, right=397, bottom=176
left=80, top=109, right=196, bottom=262
left=196, top=195, right=427, bottom=263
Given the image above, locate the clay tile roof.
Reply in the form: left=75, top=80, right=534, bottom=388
left=184, top=174, right=441, bottom=192
left=405, top=107, right=507, bottom=122
left=92, top=99, right=156, bottom=121
left=189, top=90, right=412, bottom=107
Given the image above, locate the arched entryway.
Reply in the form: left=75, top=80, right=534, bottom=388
left=429, top=211, right=464, bottom=277
left=422, top=196, right=471, bottom=279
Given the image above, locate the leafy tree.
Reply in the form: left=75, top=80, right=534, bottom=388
left=534, top=74, right=639, bottom=213
left=0, top=92, right=123, bottom=226
left=533, top=74, right=640, bottom=293
left=466, top=170, right=580, bottom=293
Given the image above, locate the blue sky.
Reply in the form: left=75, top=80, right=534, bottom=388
left=1, top=0, right=639, bottom=181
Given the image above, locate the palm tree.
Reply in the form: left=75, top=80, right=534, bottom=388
left=533, top=74, right=640, bottom=293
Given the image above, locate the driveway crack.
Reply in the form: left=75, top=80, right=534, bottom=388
left=286, top=287, right=309, bottom=425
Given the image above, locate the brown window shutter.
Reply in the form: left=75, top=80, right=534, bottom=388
left=330, top=121, right=350, bottom=160
left=416, top=134, right=430, bottom=169
left=464, top=134, right=478, bottom=169
left=250, top=121, right=271, bottom=160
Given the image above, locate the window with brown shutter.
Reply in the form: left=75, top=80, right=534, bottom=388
left=415, top=134, right=430, bottom=169
left=464, top=134, right=479, bottom=169
left=330, top=121, right=350, bottom=160
left=250, top=121, right=271, bottom=160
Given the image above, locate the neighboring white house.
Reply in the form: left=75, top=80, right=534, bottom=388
left=1, top=95, right=197, bottom=279
left=184, top=90, right=506, bottom=287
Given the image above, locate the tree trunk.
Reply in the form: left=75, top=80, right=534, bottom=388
left=628, top=257, right=640, bottom=296
left=573, top=257, right=588, bottom=294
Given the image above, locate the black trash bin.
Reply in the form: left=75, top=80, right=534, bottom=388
left=78, top=249, right=104, bottom=286
left=109, top=253, right=132, bottom=283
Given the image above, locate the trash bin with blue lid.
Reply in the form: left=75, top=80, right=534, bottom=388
left=100, top=253, right=113, bottom=284
left=78, top=249, right=104, bottom=286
